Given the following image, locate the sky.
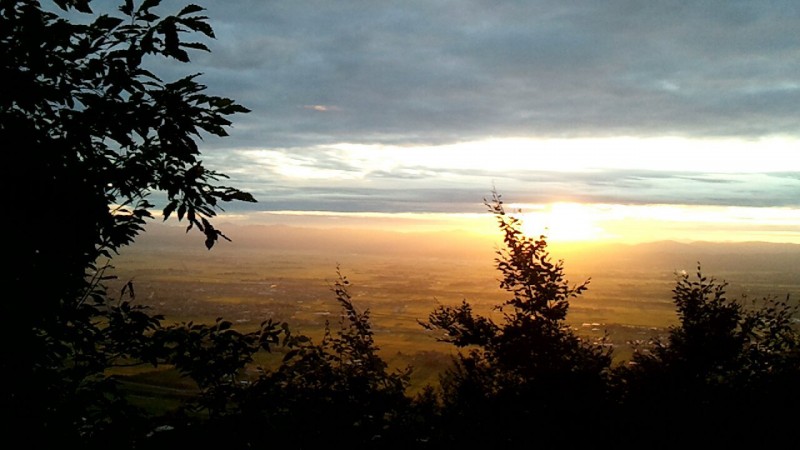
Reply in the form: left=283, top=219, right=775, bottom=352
left=106, top=1, right=800, bottom=243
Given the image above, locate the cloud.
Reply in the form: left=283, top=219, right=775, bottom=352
left=164, top=0, right=800, bottom=150
left=303, top=105, right=339, bottom=112
left=212, top=164, right=799, bottom=215
left=119, top=1, right=799, bottom=224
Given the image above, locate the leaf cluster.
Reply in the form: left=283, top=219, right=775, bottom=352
left=4, top=0, right=254, bottom=284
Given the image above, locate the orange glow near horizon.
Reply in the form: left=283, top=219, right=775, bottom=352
left=209, top=202, right=800, bottom=245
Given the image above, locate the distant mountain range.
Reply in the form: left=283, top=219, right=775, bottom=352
left=127, top=221, right=800, bottom=277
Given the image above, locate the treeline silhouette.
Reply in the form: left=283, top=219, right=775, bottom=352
left=11, top=193, right=800, bottom=450
left=5, top=2, right=798, bottom=448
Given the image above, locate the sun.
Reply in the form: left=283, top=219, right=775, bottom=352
left=518, top=203, right=604, bottom=242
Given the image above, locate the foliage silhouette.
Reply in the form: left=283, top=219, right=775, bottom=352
left=614, top=265, right=800, bottom=447
left=2, top=1, right=252, bottom=447
left=125, top=198, right=800, bottom=449
left=421, top=191, right=613, bottom=447
left=242, top=270, right=413, bottom=448
left=147, top=269, right=415, bottom=449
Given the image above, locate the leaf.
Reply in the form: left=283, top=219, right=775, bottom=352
left=121, top=281, right=136, bottom=299
left=139, top=0, right=162, bottom=13
left=282, top=349, right=300, bottom=362
left=93, top=15, right=124, bottom=31
left=162, top=200, right=178, bottom=220
left=119, top=0, right=134, bottom=15
left=72, top=0, right=93, bottom=13
left=178, top=4, right=205, bottom=16
left=180, top=17, right=214, bottom=38
left=180, top=42, right=211, bottom=52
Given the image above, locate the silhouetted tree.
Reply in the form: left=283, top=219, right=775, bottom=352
left=615, top=265, right=800, bottom=447
left=2, top=1, right=252, bottom=446
left=421, top=191, right=612, bottom=447
left=244, top=271, right=412, bottom=448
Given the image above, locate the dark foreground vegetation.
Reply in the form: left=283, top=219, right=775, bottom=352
left=5, top=1, right=799, bottom=448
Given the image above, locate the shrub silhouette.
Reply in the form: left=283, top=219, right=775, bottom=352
left=614, top=265, right=800, bottom=447
left=147, top=270, right=413, bottom=449
left=244, top=270, right=411, bottom=447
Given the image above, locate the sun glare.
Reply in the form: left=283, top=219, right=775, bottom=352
left=517, top=203, right=605, bottom=242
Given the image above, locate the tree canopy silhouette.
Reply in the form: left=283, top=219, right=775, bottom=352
left=2, top=1, right=252, bottom=446
left=5, top=0, right=253, bottom=291
left=615, top=266, right=800, bottom=447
